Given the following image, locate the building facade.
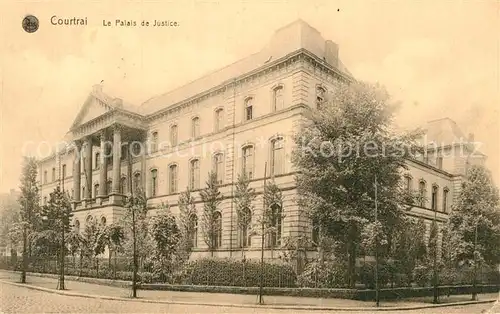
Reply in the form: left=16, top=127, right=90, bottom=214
left=37, top=20, right=485, bottom=260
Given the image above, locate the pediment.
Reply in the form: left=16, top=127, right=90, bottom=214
left=70, top=94, right=115, bottom=130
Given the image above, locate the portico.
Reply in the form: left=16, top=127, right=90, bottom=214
left=69, top=85, right=147, bottom=210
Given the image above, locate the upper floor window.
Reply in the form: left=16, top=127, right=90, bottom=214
left=133, top=172, right=141, bottom=193
left=436, top=156, right=443, bottom=169
left=404, top=175, right=412, bottom=191
left=94, top=184, right=99, bottom=198
left=151, top=132, right=159, bottom=153
left=244, top=97, right=253, bottom=121
left=191, top=117, right=200, bottom=138
left=316, top=86, right=326, bottom=109
left=95, top=152, right=100, bottom=169
left=418, top=180, right=426, bottom=207
left=270, top=137, right=284, bottom=176
left=443, top=188, right=449, bottom=213
left=214, top=108, right=224, bottom=132
left=74, top=219, right=80, bottom=233
left=170, top=124, right=178, bottom=146
left=131, top=142, right=142, bottom=157
left=151, top=169, right=158, bottom=197
left=267, top=204, right=282, bottom=248
left=213, top=153, right=224, bottom=185
left=189, top=159, right=200, bottom=190
left=431, top=185, right=438, bottom=210
left=242, top=145, right=254, bottom=179
left=190, top=214, right=198, bottom=248
left=106, top=180, right=112, bottom=195
left=120, top=177, right=127, bottom=194
left=312, top=218, right=320, bottom=247
left=52, top=167, right=56, bottom=182
left=62, top=164, right=67, bottom=179
left=43, top=196, right=47, bottom=205
left=272, top=86, right=284, bottom=112
left=169, top=164, right=178, bottom=194
left=44, top=171, right=47, bottom=184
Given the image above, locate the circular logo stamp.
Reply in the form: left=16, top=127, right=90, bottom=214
left=22, top=15, right=39, bottom=33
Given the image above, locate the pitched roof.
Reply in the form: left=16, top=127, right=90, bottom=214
left=423, top=117, right=467, bottom=147
left=137, top=19, right=351, bottom=115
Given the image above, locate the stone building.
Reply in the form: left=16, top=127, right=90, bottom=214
left=37, top=20, right=485, bottom=260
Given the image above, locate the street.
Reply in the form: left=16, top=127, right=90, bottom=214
left=0, top=282, right=497, bottom=314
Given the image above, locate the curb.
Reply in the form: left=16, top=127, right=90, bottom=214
left=1, top=279, right=497, bottom=311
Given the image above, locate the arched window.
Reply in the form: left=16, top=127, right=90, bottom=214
left=133, top=172, right=141, bottom=193
left=52, top=167, right=56, bottom=182
left=316, top=86, right=326, bottom=109
left=43, top=196, right=47, bottom=205
left=191, top=117, right=200, bottom=138
left=418, top=181, right=426, bottom=207
left=71, top=189, right=74, bottom=199
left=189, top=159, right=200, bottom=190
left=170, top=124, right=178, bottom=146
left=190, top=214, right=198, bottom=248
left=214, top=108, right=224, bottom=132
left=212, top=211, right=222, bottom=249
left=244, top=97, right=253, bottom=121
left=106, top=180, right=112, bottom=195
left=131, top=142, right=142, bottom=156
left=169, top=164, right=178, bottom=194
left=443, top=188, right=449, bottom=213
left=213, top=153, right=224, bottom=184
left=62, top=164, right=67, bottom=178
left=238, top=207, right=252, bottom=248
left=120, top=177, right=127, bottom=194
left=74, top=220, right=80, bottom=233
left=151, top=169, right=158, bottom=197
left=86, top=215, right=93, bottom=226
left=95, top=152, right=100, bottom=169
left=267, top=204, right=282, bottom=247
left=151, top=131, right=158, bottom=153
left=270, top=137, right=284, bottom=176
left=94, top=184, right=99, bottom=197
left=272, top=85, right=284, bottom=112
left=82, top=186, right=85, bottom=199
left=431, top=185, right=439, bottom=211
left=101, top=216, right=107, bottom=226
left=242, top=145, right=254, bottom=179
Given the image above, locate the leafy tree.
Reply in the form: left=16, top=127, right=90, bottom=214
left=67, top=230, right=82, bottom=268
left=262, top=180, right=284, bottom=258
left=449, top=165, right=500, bottom=267
left=149, top=205, right=180, bottom=282
left=81, top=216, right=107, bottom=274
left=234, top=173, right=256, bottom=257
left=178, top=189, right=197, bottom=262
left=200, top=172, right=223, bottom=256
left=106, top=223, right=125, bottom=277
left=0, top=192, right=20, bottom=252
left=292, top=81, right=421, bottom=287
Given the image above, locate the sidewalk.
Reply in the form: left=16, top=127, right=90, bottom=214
left=0, top=271, right=498, bottom=310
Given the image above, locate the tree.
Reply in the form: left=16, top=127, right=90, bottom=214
left=292, top=81, right=422, bottom=287
left=149, top=205, right=180, bottom=282
left=448, top=165, right=500, bottom=299
left=80, top=216, right=107, bottom=275
left=234, top=173, right=256, bottom=257
left=40, top=185, right=73, bottom=290
left=106, top=223, right=125, bottom=278
left=67, top=230, right=82, bottom=268
left=18, top=157, right=41, bottom=282
left=200, top=172, right=223, bottom=256
left=262, top=180, right=284, bottom=258
left=178, top=189, right=197, bottom=262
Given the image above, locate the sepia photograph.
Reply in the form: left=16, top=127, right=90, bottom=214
left=0, top=1, right=499, bottom=313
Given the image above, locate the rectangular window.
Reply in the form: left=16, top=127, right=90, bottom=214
left=151, top=132, right=158, bottom=153
left=192, top=117, right=200, bottom=138
left=443, top=189, right=449, bottom=213
left=436, top=156, right=443, bottom=169
left=270, top=138, right=284, bottom=176
left=62, top=164, right=66, bottom=178
left=151, top=169, right=158, bottom=197
left=169, top=165, right=178, bottom=194
left=190, top=159, right=200, bottom=190
left=51, top=168, right=55, bottom=182
left=215, top=109, right=224, bottom=132
left=44, top=171, right=47, bottom=184
left=214, top=154, right=224, bottom=184
left=431, top=186, right=438, bottom=210
left=245, top=98, right=253, bottom=121
left=170, top=125, right=178, bottom=146
left=242, top=146, right=254, bottom=179
left=273, top=86, right=284, bottom=112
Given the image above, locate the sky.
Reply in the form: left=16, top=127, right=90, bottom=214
left=0, top=0, right=499, bottom=192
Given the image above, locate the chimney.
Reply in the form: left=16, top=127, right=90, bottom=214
left=92, top=84, right=103, bottom=93
left=324, top=40, right=339, bottom=68
left=468, top=133, right=475, bottom=143
left=113, top=98, right=123, bottom=108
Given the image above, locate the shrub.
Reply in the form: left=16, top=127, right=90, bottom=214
left=357, top=262, right=392, bottom=289
left=413, top=264, right=430, bottom=287
left=298, top=260, right=348, bottom=288
left=179, top=258, right=297, bottom=287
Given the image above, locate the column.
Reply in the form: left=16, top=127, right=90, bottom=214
left=73, top=141, right=82, bottom=202
left=98, top=130, right=108, bottom=196
left=85, top=136, right=93, bottom=199
left=112, top=126, right=121, bottom=193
